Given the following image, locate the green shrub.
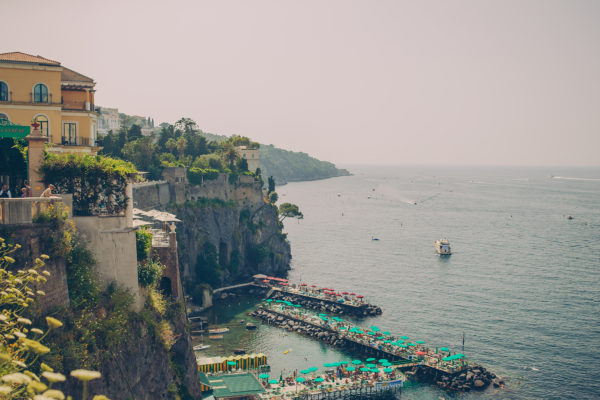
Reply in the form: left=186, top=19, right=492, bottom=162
left=136, top=226, right=152, bottom=261
left=187, top=167, right=220, bottom=184
left=138, top=259, right=166, bottom=287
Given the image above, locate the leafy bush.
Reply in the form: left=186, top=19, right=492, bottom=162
left=136, top=227, right=152, bottom=262
left=137, top=259, right=166, bottom=288
left=40, top=153, right=138, bottom=216
left=187, top=167, right=219, bottom=185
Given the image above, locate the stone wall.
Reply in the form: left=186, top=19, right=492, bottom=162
left=131, top=181, right=170, bottom=210
left=150, top=227, right=183, bottom=300
left=0, top=223, right=69, bottom=311
left=189, top=173, right=264, bottom=208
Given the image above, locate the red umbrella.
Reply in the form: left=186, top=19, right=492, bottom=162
left=311, top=285, right=316, bottom=287
left=342, top=292, right=348, bottom=295
left=350, top=293, right=355, bottom=295
left=336, top=293, right=341, bottom=296
left=416, top=351, right=426, bottom=355
left=301, top=283, right=307, bottom=286
left=262, top=280, right=270, bottom=283
left=357, top=295, right=364, bottom=298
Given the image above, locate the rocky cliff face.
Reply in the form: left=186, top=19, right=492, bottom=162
left=171, top=200, right=291, bottom=298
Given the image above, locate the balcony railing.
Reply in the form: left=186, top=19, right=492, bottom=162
left=61, top=136, right=92, bottom=146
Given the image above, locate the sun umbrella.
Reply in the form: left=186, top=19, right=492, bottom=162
left=266, top=299, right=273, bottom=302
left=227, top=361, right=237, bottom=366
left=319, top=313, right=327, bottom=316
left=340, top=327, right=348, bottom=330
left=366, top=358, right=376, bottom=362
left=377, top=336, right=385, bottom=340
left=357, top=295, right=364, bottom=298
left=323, top=363, right=332, bottom=367
left=342, top=291, right=348, bottom=294
left=301, top=283, right=307, bottom=286
left=416, top=351, right=426, bottom=355
left=399, top=344, right=408, bottom=348
left=269, top=379, right=279, bottom=384
left=370, top=368, right=380, bottom=373
left=397, top=340, right=405, bottom=344
left=416, top=340, right=425, bottom=344
left=383, top=368, right=394, bottom=373
left=407, top=343, right=416, bottom=347
left=370, top=326, right=380, bottom=331
left=300, top=369, right=311, bottom=374
left=382, top=362, right=392, bottom=367
left=367, top=332, right=375, bottom=336
left=442, top=356, right=451, bottom=361
left=314, top=377, right=324, bottom=383
left=360, top=367, right=370, bottom=372
left=366, top=364, right=376, bottom=368
left=378, top=359, right=388, bottom=363
left=259, top=373, right=269, bottom=379
left=309, top=367, right=318, bottom=372
left=296, top=377, right=305, bottom=383
left=440, top=347, right=450, bottom=352
left=331, top=362, right=341, bottom=367
left=340, top=361, right=349, bottom=365
left=400, top=336, right=409, bottom=340
left=352, top=360, right=362, bottom=365
left=346, top=366, right=355, bottom=372
left=294, top=304, right=302, bottom=308
left=350, top=292, right=355, bottom=295
left=382, top=331, right=391, bottom=335
left=383, top=340, right=391, bottom=343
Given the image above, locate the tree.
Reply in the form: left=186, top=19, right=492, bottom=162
left=267, top=176, right=275, bottom=194
left=269, top=191, right=278, bottom=204
left=175, top=117, right=198, bottom=134
left=222, top=145, right=239, bottom=169
left=278, top=202, right=303, bottom=223
left=128, top=124, right=142, bottom=141
left=236, top=157, right=248, bottom=172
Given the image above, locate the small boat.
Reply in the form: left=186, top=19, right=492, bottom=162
left=371, top=236, right=380, bottom=241
left=209, top=335, right=223, bottom=340
left=435, top=239, right=451, bottom=255
left=246, top=322, right=257, bottom=330
left=208, top=327, right=230, bottom=334
left=283, top=350, right=290, bottom=354
left=233, top=348, right=246, bottom=355
left=193, top=344, right=211, bottom=351
left=567, top=215, right=573, bottom=220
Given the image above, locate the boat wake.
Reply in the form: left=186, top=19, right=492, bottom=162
left=552, top=176, right=600, bottom=182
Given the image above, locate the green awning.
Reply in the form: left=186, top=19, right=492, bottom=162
left=0, top=123, right=30, bottom=138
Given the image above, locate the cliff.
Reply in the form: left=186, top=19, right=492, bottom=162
left=170, top=199, right=291, bottom=302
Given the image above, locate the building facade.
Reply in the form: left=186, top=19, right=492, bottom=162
left=0, top=52, right=99, bottom=152
left=236, top=145, right=260, bottom=173
left=96, top=106, right=120, bottom=135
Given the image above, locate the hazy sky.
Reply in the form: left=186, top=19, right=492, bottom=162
left=4, top=0, right=600, bottom=166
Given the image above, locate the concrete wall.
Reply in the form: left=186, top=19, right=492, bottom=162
left=74, top=216, right=143, bottom=311
left=0, top=196, right=72, bottom=224
left=132, top=181, right=170, bottom=210
left=189, top=173, right=264, bottom=208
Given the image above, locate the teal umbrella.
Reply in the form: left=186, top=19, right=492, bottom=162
left=309, top=367, right=319, bottom=372
left=378, top=359, right=388, bottom=364
left=440, top=347, right=450, bottom=352
left=399, top=344, right=408, bottom=348
left=318, top=313, right=327, bottom=316
left=383, top=368, right=394, bottom=373
left=370, top=326, right=380, bottom=331
left=407, top=343, right=416, bottom=347
left=360, top=367, right=370, bottom=372
left=227, top=361, right=237, bottom=366
left=367, top=332, right=375, bottom=336
left=366, top=358, right=376, bottom=362
left=366, top=363, right=376, bottom=368
left=383, top=340, right=391, bottom=343
left=416, top=340, right=425, bottom=344
left=346, top=366, right=356, bottom=371
left=266, top=299, right=273, bottom=302
left=268, top=379, right=279, bottom=384
left=340, top=361, right=349, bottom=365
left=323, top=363, right=332, bottom=367
left=314, top=377, right=324, bottom=383
left=400, top=336, right=409, bottom=340
left=294, top=304, right=302, bottom=308
left=259, top=373, right=270, bottom=379
left=352, top=360, right=362, bottom=365
left=382, top=362, right=392, bottom=367
left=300, top=369, right=311, bottom=374
left=340, top=327, right=348, bottom=330
left=370, top=368, right=380, bottom=373
left=376, top=336, right=385, bottom=340
left=356, top=330, right=364, bottom=334
left=442, top=356, right=451, bottom=361
left=296, top=377, right=305, bottom=383
left=397, top=340, right=405, bottom=344
left=382, top=331, right=391, bottom=335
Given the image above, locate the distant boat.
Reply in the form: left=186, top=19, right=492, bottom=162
left=209, top=327, right=230, bottom=334
left=209, top=335, right=224, bottom=340
left=337, top=193, right=341, bottom=197
left=567, top=215, right=574, bottom=220
left=435, top=239, right=451, bottom=255
left=371, top=236, right=380, bottom=241
left=193, top=344, right=211, bottom=351
left=246, top=322, right=257, bottom=330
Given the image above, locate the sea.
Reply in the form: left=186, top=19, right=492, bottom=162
left=199, top=165, right=600, bottom=400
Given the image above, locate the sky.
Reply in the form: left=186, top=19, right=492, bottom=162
left=4, top=0, right=600, bottom=166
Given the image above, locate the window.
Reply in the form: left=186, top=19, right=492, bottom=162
left=0, top=82, right=7, bottom=101
left=34, top=115, right=49, bottom=138
left=63, top=122, right=77, bottom=145
left=0, top=112, right=9, bottom=122
left=33, top=83, right=48, bottom=103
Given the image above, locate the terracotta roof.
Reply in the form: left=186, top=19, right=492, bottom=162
left=0, top=51, right=61, bottom=66
left=61, top=66, right=94, bottom=84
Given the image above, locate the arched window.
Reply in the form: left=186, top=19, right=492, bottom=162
left=0, top=112, right=9, bottom=122
left=33, top=83, right=48, bottom=103
left=0, top=82, right=7, bottom=101
left=34, top=114, right=50, bottom=138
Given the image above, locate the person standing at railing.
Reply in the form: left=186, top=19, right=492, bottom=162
left=40, top=184, right=57, bottom=198
left=0, top=184, right=11, bottom=198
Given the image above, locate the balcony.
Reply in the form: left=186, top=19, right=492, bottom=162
left=61, top=136, right=92, bottom=146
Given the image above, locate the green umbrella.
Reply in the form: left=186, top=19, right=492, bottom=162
left=340, top=327, right=348, bottom=330
left=378, top=359, right=388, bottom=364
left=323, top=363, right=332, bottom=367
left=399, top=344, right=408, bottom=348
left=416, top=340, right=425, bottom=344
left=345, top=366, right=355, bottom=371
left=382, top=331, right=391, bottom=335
left=454, top=354, right=465, bottom=359
left=366, top=358, right=376, bottom=362
left=294, top=304, right=302, bottom=308
left=314, top=377, right=324, bottom=383
left=442, top=356, right=451, bottom=361
left=400, top=336, right=409, bottom=340
left=318, top=313, right=327, bottom=316
left=259, top=373, right=270, bottom=379
left=340, top=361, right=349, bottom=365
left=352, top=360, right=362, bottom=365
left=440, top=347, right=450, bottom=352
left=370, top=326, right=380, bottom=331
left=397, top=340, right=405, bottom=344
left=367, top=332, right=375, bottom=336
left=407, top=342, right=416, bottom=347
left=383, top=368, right=394, bottom=373
left=309, top=367, right=318, bottom=372
left=227, top=361, right=237, bottom=366
left=382, top=362, right=392, bottom=367
left=296, top=377, right=306, bottom=383
left=266, top=299, right=273, bottom=302
left=376, top=336, right=385, bottom=340
left=300, top=369, right=311, bottom=374
left=356, top=330, right=364, bottom=334
left=360, top=367, right=370, bottom=372
left=370, top=368, right=380, bottom=373
left=383, top=340, right=391, bottom=343
left=366, top=364, right=376, bottom=368
left=268, top=379, right=279, bottom=384
left=331, top=362, right=341, bottom=367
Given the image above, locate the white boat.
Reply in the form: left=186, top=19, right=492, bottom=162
left=435, top=238, right=451, bottom=255
left=208, top=327, right=230, bottom=334
left=193, top=344, right=211, bottom=351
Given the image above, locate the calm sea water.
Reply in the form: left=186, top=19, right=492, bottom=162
left=200, top=165, right=600, bottom=400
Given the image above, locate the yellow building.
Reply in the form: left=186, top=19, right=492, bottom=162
left=0, top=52, right=99, bottom=153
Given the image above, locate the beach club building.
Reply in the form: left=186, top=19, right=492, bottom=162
left=0, top=51, right=100, bottom=153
